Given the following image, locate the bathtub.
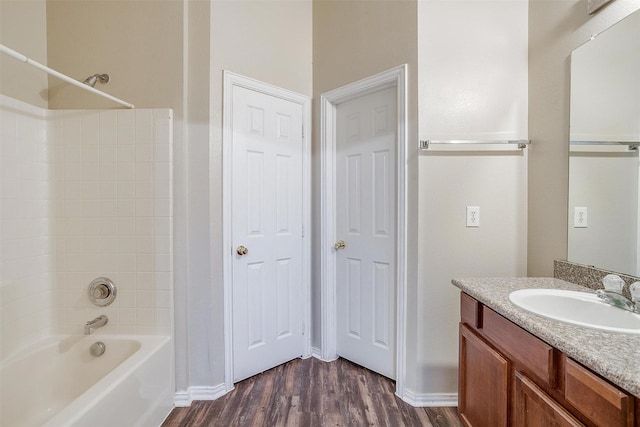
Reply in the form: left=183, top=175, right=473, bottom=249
left=0, top=335, right=174, bottom=427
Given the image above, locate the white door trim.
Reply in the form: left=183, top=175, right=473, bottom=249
left=222, top=71, right=312, bottom=392
left=320, top=65, right=408, bottom=396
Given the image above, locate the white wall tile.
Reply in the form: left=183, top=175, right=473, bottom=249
left=117, top=110, right=135, bottom=127
left=99, top=110, right=118, bottom=128
left=0, top=95, right=55, bottom=359
left=1, top=101, right=173, bottom=362
left=117, top=126, right=135, bottom=145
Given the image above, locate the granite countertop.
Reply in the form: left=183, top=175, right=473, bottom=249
left=451, top=277, right=640, bottom=398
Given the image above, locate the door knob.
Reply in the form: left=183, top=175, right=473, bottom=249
left=236, top=245, right=249, bottom=256
left=334, top=240, right=346, bottom=250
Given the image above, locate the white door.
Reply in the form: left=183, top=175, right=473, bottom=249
left=231, top=85, right=304, bottom=382
left=335, top=86, right=397, bottom=379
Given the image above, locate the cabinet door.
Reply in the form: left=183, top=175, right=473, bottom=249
left=514, top=371, right=584, bottom=427
left=459, top=324, right=509, bottom=427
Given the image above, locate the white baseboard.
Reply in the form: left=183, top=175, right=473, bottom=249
left=311, top=347, right=338, bottom=362
left=311, top=346, right=323, bottom=360
left=399, top=389, right=458, bottom=407
left=174, top=383, right=228, bottom=407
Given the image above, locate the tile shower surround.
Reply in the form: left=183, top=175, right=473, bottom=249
left=0, top=95, right=173, bottom=360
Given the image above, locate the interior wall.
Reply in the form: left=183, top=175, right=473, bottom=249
left=417, top=0, right=529, bottom=397
left=0, top=0, right=48, bottom=108
left=312, top=0, right=420, bottom=392
left=45, top=0, right=183, bottom=111
left=209, top=0, right=313, bottom=388
left=528, top=0, right=640, bottom=276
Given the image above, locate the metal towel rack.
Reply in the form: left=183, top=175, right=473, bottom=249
left=570, top=141, right=640, bottom=151
left=419, top=139, right=531, bottom=150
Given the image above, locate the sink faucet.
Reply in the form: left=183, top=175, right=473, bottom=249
left=596, top=275, right=640, bottom=314
left=85, top=315, right=108, bottom=335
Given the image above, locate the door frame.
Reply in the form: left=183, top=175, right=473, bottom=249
left=320, top=65, right=408, bottom=396
left=222, top=71, right=312, bottom=392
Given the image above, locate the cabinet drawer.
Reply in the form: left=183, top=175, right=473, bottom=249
left=460, top=292, right=481, bottom=328
left=482, top=307, right=557, bottom=387
left=565, top=358, right=633, bottom=427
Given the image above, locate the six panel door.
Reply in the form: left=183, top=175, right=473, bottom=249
left=231, top=85, right=304, bottom=382
left=335, top=86, right=397, bottom=379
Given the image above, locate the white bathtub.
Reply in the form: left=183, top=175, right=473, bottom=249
left=0, top=335, right=174, bottom=427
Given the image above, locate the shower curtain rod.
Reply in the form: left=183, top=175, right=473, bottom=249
left=0, top=44, right=134, bottom=109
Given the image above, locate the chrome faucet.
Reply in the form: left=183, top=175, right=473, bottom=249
left=596, top=275, right=640, bottom=314
left=85, top=315, right=108, bottom=335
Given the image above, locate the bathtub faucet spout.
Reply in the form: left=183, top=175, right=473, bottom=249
left=85, top=315, right=108, bottom=335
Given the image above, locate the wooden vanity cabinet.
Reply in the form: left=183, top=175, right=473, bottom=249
left=459, top=323, right=509, bottom=427
left=458, top=292, right=637, bottom=427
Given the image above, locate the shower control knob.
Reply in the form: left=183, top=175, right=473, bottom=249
left=88, top=277, right=117, bottom=307
left=92, top=286, right=109, bottom=299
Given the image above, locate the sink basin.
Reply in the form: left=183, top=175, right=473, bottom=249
left=509, top=289, right=640, bottom=334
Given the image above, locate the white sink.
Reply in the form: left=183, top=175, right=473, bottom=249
left=509, top=289, right=640, bottom=335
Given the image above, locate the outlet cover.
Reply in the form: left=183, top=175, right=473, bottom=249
left=466, top=206, right=480, bottom=227
left=574, top=207, right=588, bottom=228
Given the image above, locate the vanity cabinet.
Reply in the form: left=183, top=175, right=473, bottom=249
left=458, top=292, right=637, bottom=427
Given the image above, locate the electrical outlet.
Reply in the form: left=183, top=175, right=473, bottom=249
left=574, top=207, right=588, bottom=228
left=466, top=206, right=480, bottom=227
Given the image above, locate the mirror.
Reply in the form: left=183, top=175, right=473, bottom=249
left=568, top=9, right=640, bottom=277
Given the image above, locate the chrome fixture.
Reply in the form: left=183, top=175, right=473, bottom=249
left=89, top=341, right=106, bottom=357
left=88, top=277, right=117, bottom=306
left=419, top=139, right=531, bottom=150
left=85, top=315, right=108, bottom=335
left=596, top=274, right=639, bottom=313
left=82, top=73, right=110, bottom=87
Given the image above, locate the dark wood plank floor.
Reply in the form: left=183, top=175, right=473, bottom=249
left=162, top=357, right=462, bottom=426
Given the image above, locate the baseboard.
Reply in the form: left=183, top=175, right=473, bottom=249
left=311, top=347, right=338, bottom=362
left=399, top=389, right=458, bottom=407
left=174, top=383, right=228, bottom=407
left=311, top=346, right=323, bottom=360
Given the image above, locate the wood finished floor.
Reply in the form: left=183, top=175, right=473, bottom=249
left=162, top=357, right=462, bottom=427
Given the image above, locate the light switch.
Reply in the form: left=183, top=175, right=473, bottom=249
left=574, top=207, right=588, bottom=228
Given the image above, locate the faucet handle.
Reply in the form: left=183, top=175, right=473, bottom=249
left=630, top=281, right=640, bottom=302
left=602, top=274, right=625, bottom=293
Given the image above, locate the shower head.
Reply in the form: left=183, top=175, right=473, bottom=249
left=83, top=73, right=110, bottom=87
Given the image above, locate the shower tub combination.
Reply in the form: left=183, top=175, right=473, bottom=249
left=0, top=335, right=173, bottom=427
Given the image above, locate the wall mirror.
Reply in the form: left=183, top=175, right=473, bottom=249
left=568, top=8, right=640, bottom=276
